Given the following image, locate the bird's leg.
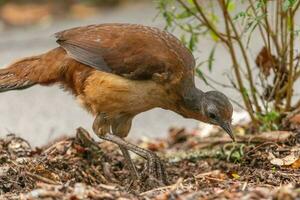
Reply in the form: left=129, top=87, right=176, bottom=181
left=119, top=146, right=140, bottom=180
left=92, top=112, right=111, bottom=136
left=111, top=114, right=140, bottom=181
left=93, top=114, right=167, bottom=185
left=93, top=113, right=139, bottom=181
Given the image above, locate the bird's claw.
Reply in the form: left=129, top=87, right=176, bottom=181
left=76, top=127, right=100, bottom=149
left=141, top=150, right=167, bottom=186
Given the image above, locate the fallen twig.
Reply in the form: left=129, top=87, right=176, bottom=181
left=25, top=172, right=61, bottom=185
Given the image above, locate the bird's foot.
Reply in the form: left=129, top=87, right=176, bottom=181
left=75, top=127, right=101, bottom=149
left=76, top=126, right=168, bottom=190
left=99, top=133, right=168, bottom=187
left=119, top=146, right=140, bottom=180
left=117, top=148, right=167, bottom=191
left=141, top=150, right=168, bottom=186
left=75, top=127, right=105, bottom=160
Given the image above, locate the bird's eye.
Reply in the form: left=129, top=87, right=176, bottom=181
left=208, top=113, right=217, bottom=119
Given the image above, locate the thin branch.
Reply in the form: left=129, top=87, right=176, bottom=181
left=275, top=67, right=300, bottom=101
left=218, top=0, right=258, bottom=125
left=26, top=172, right=61, bottom=185
left=191, top=0, right=228, bottom=43
left=274, top=1, right=289, bottom=110
left=175, top=0, right=234, bottom=42
left=260, top=0, right=281, bottom=56
left=275, top=0, right=280, bottom=44
left=294, top=55, right=300, bottom=73
left=175, top=0, right=204, bottom=23
left=285, top=8, right=295, bottom=111
left=274, top=74, right=289, bottom=102
left=225, top=2, right=261, bottom=112
left=262, top=1, right=272, bottom=54
left=293, top=99, right=300, bottom=109
left=247, top=0, right=268, bottom=50
left=257, top=73, right=269, bottom=113
left=292, top=0, right=300, bottom=15
left=201, top=72, right=237, bottom=89
left=295, top=70, right=300, bottom=80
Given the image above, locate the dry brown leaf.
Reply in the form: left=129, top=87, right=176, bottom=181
left=255, top=47, right=278, bottom=77
left=252, top=131, right=293, bottom=142
left=289, top=114, right=300, bottom=124
left=270, top=153, right=300, bottom=166
left=291, top=159, right=300, bottom=169
left=272, top=184, right=297, bottom=200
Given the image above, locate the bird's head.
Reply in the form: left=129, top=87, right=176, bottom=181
left=181, top=89, right=234, bottom=141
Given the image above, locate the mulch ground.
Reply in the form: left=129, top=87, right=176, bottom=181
left=0, top=127, right=299, bottom=200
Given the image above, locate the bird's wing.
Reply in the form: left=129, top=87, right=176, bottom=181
left=55, top=24, right=195, bottom=83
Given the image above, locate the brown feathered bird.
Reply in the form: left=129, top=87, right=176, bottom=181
left=0, top=23, right=233, bottom=184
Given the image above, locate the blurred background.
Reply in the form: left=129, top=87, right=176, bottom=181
left=0, top=0, right=298, bottom=146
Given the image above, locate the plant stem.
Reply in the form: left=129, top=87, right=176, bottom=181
left=292, top=0, right=300, bottom=15
left=259, top=1, right=281, bottom=56
left=293, top=99, right=300, bottom=109
left=224, top=3, right=261, bottom=113
left=191, top=0, right=229, bottom=43
left=285, top=8, right=295, bottom=111
left=247, top=0, right=268, bottom=50
left=218, top=0, right=258, bottom=125
left=176, top=0, right=228, bottom=43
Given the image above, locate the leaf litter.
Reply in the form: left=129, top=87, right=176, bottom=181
left=0, top=126, right=299, bottom=200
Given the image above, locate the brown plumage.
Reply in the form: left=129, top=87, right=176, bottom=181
left=0, top=23, right=233, bottom=185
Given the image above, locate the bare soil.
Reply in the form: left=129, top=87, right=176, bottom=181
left=0, top=127, right=299, bottom=200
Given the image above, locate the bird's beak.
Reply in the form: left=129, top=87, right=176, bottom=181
left=221, top=122, right=235, bottom=142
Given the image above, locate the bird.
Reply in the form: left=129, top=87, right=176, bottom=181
left=0, top=23, right=233, bottom=185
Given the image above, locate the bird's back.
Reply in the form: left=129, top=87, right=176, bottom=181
left=56, top=23, right=196, bottom=87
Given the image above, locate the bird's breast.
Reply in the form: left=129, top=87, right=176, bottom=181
left=77, top=71, right=171, bottom=116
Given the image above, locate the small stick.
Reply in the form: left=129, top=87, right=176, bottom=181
left=25, top=172, right=61, bottom=185
left=242, top=182, right=248, bottom=191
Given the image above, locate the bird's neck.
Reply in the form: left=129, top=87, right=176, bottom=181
left=172, top=86, right=208, bottom=122
left=182, top=86, right=205, bottom=108
left=138, top=81, right=207, bottom=122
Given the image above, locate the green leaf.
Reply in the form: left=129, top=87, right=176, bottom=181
left=187, top=0, right=195, bottom=5
left=210, top=13, right=219, bottom=23
left=209, top=30, right=219, bottom=42
left=265, top=111, right=280, bottom=121
left=256, top=0, right=265, bottom=9
left=208, top=44, right=217, bottom=72
left=195, top=68, right=209, bottom=85
left=246, top=21, right=259, bottom=47
left=232, top=173, right=240, bottom=179
left=227, top=0, right=236, bottom=12
left=189, top=32, right=198, bottom=51
left=283, top=0, right=297, bottom=11
left=180, top=34, right=188, bottom=46
left=176, top=10, right=193, bottom=19
left=287, top=15, right=292, bottom=30
left=241, top=87, right=249, bottom=98
left=233, top=11, right=247, bottom=20
left=256, top=110, right=280, bottom=131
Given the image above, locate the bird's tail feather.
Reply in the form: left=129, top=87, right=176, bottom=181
left=0, top=47, right=92, bottom=94
left=0, top=56, right=41, bottom=93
